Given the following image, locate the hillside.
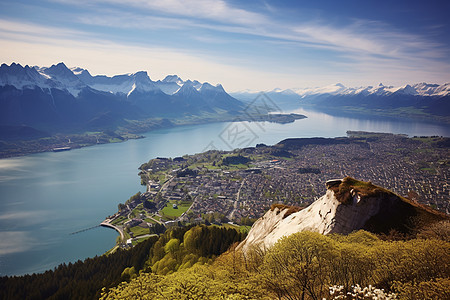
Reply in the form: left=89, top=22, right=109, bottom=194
left=97, top=178, right=448, bottom=300
left=239, top=177, right=447, bottom=252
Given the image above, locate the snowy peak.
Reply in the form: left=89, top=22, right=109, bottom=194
left=214, top=83, right=226, bottom=92
left=293, top=83, right=347, bottom=96
left=175, top=81, right=201, bottom=97
left=199, top=82, right=215, bottom=90
left=0, top=63, right=49, bottom=89
left=162, top=75, right=183, bottom=85
left=44, top=62, right=78, bottom=80
left=75, top=70, right=161, bottom=96
left=394, top=84, right=417, bottom=95
left=155, top=75, right=184, bottom=95
left=133, top=71, right=150, bottom=82
left=292, top=82, right=450, bottom=97
left=70, top=67, right=93, bottom=83
left=40, top=62, right=86, bottom=96
left=129, top=71, right=160, bottom=94
left=0, top=62, right=244, bottom=134
left=0, top=62, right=238, bottom=103
left=70, top=67, right=86, bottom=75
left=198, top=82, right=226, bottom=93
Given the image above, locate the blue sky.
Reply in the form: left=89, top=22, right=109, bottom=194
left=0, top=0, right=449, bottom=91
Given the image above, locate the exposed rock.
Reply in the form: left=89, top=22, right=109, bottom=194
left=239, top=177, right=447, bottom=252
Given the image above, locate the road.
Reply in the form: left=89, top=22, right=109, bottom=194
left=227, top=178, right=246, bottom=221
left=100, top=219, right=125, bottom=242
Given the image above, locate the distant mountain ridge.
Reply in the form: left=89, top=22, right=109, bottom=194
left=234, top=82, right=450, bottom=99
left=232, top=82, right=450, bottom=122
left=0, top=62, right=244, bottom=134
left=292, top=82, right=450, bottom=97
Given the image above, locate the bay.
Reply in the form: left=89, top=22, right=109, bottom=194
left=0, top=107, right=449, bottom=276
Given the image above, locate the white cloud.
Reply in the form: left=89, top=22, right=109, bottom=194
left=0, top=20, right=293, bottom=90
left=1, top=1, right=450, bottom=91
left=47, top=0, right=450, bottom=66
left=51, top=0, right=267, bottom=26
left=0, top=19, right=90, bottom=40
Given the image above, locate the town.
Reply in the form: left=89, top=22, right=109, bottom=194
left=103, top=132, right=449, bottom=248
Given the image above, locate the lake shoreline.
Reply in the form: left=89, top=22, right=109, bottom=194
left=1, top=107, right=449, bottom=276
left=0, top=113, right=307, bottom=159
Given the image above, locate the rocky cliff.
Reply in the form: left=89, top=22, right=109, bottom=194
left=239, top=177, right=447, bottom=252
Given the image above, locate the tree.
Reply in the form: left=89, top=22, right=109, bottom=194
left=164, top=238, right=180, bottom=254
left=117, top=203, right=126, bottom=211
left=262, top=231, right=337, bottom=300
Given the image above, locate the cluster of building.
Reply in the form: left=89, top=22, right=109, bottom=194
left=142, top=134, right=448, bottom=224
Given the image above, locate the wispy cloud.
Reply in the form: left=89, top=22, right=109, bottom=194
left=0, top=19, right=95, bottom=43
left=0, top=20, right=291, bottom=89
left=51, top=0, right=267, bottom=26
left=60, top=0, right=448, bottom=63
left=2, top=0, right=449, bottom=88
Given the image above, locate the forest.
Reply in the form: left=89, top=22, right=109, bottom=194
left=100, top=221, right=449, bottom=300
left=0, top=225, right=245, bottom=300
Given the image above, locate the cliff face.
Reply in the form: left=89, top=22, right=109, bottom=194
left=239, top=177, right=446, bottom=252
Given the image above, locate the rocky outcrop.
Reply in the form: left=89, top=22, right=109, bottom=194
left=239, top=177, right=447, bottom=252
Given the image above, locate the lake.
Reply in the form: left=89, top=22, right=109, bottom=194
left=0, top=107, right=449, bottom=276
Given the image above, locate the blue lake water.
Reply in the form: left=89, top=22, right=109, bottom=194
left=0, top=108, right=449, bottom=276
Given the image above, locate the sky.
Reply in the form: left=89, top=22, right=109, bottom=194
left=0, top=0, right=449, bottom=91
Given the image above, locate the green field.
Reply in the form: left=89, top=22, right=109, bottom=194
left=131, top=235, right=157, bottom=246
left=129, top=225, right=149, bottom=236
left=144, top=218, right=157, bottom=224
left=160, top=201, right=191, bottom=218
left=111, top=215, right=127, bottom=225
left=109, top=138, right=122, bottom=143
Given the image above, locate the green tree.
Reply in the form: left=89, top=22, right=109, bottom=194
left=262, top=231, right=336, bottom=300
left=164, top=238, right=181, bottom=254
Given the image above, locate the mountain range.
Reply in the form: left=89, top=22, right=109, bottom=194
left=232, top=82, right=450, bottom=121
left=2, top=62, right=449, bottom=140
left=0, top=62, right=244, bottom=135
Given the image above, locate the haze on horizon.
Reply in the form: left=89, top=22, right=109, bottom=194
left=0, top=0, right=449, bottom=92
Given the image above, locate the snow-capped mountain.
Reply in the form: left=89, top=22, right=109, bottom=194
left=155, top=75, right=184, bottom=95
left=175, top=80, right=202, bottom=98
left=0, top=62, right=243, bottom=134
left=68, top=67, right=161, bottom=96
left=199, top=82, right=244, bottom=111
left=0, top=62, right=237, bottom=101
left=233, top=82, right=450, bottom=100
left=37, top=62, right=87, bottom=96
left=232, top=82, right=450, bottom=121
left=0, top=63, right=52, bottom=90
left=291, top=82, right=450, bottom=98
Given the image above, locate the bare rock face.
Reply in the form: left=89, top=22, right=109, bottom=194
left=239, top=177, right=446, bottom=252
